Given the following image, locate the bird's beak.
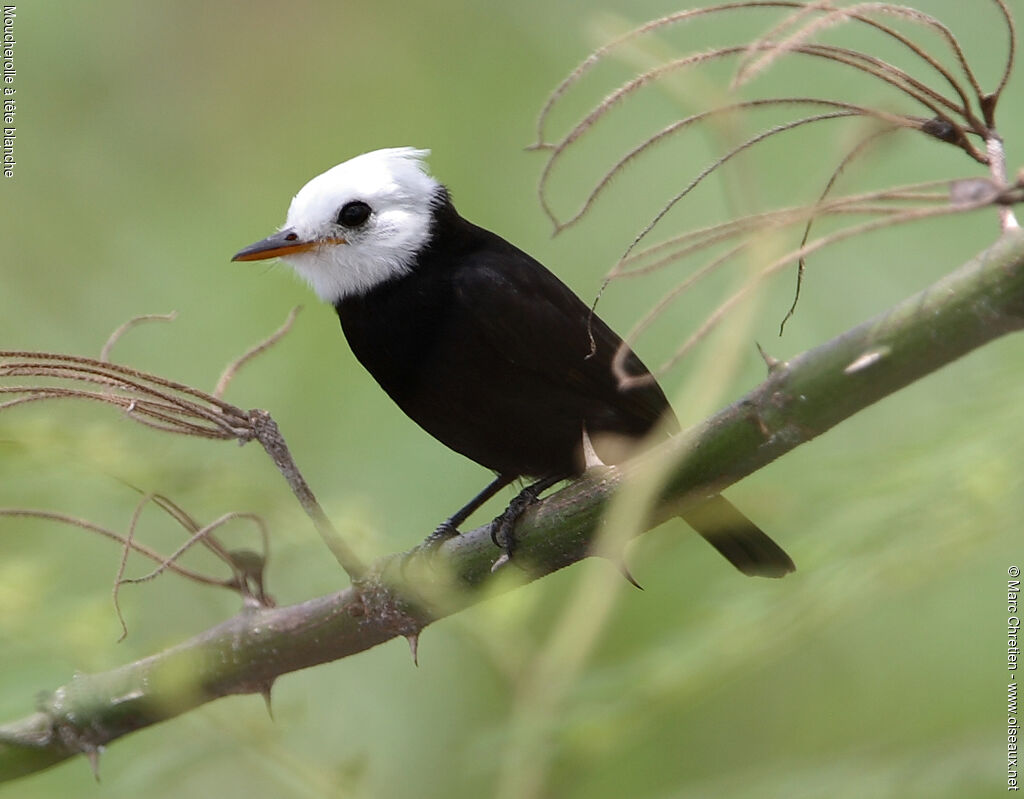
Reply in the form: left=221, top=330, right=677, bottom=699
left=231, top=229, right=347, bottom=262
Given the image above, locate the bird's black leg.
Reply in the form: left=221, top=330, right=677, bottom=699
left=422, top=473, right=515, bottom=547
left=490, top=473, right=567, bottom=568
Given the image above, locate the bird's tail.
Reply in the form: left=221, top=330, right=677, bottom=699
left=679, top=494, right=795, bottom=578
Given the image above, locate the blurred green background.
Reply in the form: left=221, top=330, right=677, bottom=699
left=1, top=1, right=1021, bottom=797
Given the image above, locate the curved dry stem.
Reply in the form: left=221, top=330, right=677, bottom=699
left=612, top=242, right=752, bottom=384
left=538, top=36, right=973, bottom=227
left=106, top=486, right=276, bottom=640
left=616, top=183, right=955, bottom=287
left=121, top=409, right=241, bottom=440
left=247, top=409, right=366, bottom=582
left=615, top=185, right=950, bottom=275
left=615, top=203, right=914, bottom=282
left=613, top=188, right=1007, bottom=386
left=606, top=188, right=958, bottom=382
left=113, top=493, right=154, bottom=642
left=100, top=313, right=178, bottom=363
left=538, top=45, right=753, bottom=226
left=773, top=44, right=972, bottom=125
left=143, top=493, right=231, bottom=564
left=559, top=98, right=918, bottom=232
left=540, top=30, right=991, bottom=231
left=534, top=0, right=1007, bottom=152
left=108, top=496, right=272, bottom=640
left=1, top=352, right=238, bottom=411
left=1, top=345, right=358, bottom=582
left=214, top=306, right=301, bottom=400
left=0, top=354, right=254, bottom=441
left=532, top=1, right=810, bottom=147
left=117, top=487, right=271, bottom=585
left=0, top=387, right=237, bottom=439
left=733, top=2, right=983, bottom=126
left=0, top=509, right=228, bottom=588
left=623, top=179, right=975, bottom=256
left=732, top=0, right=833, bottom=85
left=619, top=110, right=866, bottom=262
left=0, top=384, right=241, bottom=440
left=990, top=0, right=1016, bottom=109
left=119, top=512, right=269, bottom=589
left=848, top=3, right=984, bottom=102
left=780, top=124, right=903, bottom=334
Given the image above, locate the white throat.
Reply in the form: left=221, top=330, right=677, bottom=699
left=283, top=219, right=429, bottom=302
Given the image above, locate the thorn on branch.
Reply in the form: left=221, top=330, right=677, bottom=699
left=86, top=748, right=101, bottom=782
left=756, top=342, right=783, bottom=373
left=260, top=682, right=275, bottom=720
left=613, top=558, right=643, bottom=590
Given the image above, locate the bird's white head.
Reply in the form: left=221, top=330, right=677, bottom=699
left=233, top=147, right=442, bottom=302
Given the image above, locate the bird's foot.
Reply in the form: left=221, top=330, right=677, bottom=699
left=399, top=520, right=461, bottom=579
left=489, top=478, right=559, bottom=572
left=422, top=519, right=460, bottom=549
left=488, top=512, right=522, bottom=573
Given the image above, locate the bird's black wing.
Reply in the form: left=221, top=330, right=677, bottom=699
left=449, top=242, right=676, bottom=445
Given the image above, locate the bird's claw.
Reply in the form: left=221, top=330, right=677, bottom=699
left=423, top=519, right=460, bottom=548
left=489, top=513, right=518, bottom=571
left=488, top=484, right=548, bottom=570
left=399, top=520, right=462, bottom=580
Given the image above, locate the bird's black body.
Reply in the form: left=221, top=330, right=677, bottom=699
left=334, top=191, right=794, bottom=577
left=336, top=192, right=670, bottom=477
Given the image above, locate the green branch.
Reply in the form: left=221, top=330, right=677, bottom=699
left=1, top=229, right=1023, bottom=783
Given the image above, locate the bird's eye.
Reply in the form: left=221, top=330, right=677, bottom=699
left=337, top=201, right=372, bottom=228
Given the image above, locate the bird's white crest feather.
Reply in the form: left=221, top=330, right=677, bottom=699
left=278, top=147, right=441, bottom=302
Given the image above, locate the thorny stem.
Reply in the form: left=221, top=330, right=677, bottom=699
left=1, top=229, right=1023, bottom=783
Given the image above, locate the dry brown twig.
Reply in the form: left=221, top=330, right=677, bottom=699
left=0, top=308, right=366, bottom=590
left=533, top=0, right=1020, bottom=381
left=0, top=497, right=271, bottom=641
left=0, top=508, right=231, bottom=590
left=611, top=176, right=1023, bottom=386
left=110, top=489, right=274, bottom=641
left=214, top=306, right=301, bottom=399
left=100, top=312, right=179, bottom=363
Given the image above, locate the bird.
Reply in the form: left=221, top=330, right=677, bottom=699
left=232, top=147, right=794, bottom=578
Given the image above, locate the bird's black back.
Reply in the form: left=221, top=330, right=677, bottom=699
left=334, top=190, right=677, bottom=479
